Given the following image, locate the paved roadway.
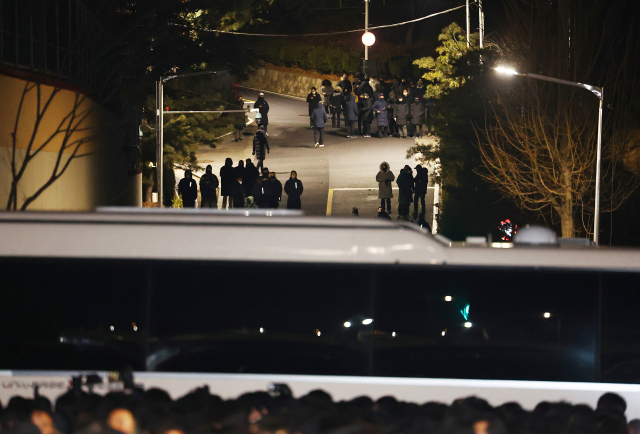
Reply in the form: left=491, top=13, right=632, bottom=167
left=194, top=87, right=437, bottom=219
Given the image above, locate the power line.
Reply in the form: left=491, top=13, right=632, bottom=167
left=170, top=4, right=467, bottom=37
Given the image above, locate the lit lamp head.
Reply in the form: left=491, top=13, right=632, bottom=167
left=494, top=66, right=519, bottom=76
left=362, top=32, right=376, bottom=47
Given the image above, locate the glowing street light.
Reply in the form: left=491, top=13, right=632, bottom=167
left=494, top=66, right=604, bottom=245
left=544, top=312, right=551, bottom=318
left=259, top=327, right=264, bottom=333
left=445, top=295, right=452, bottom=302
left=362, top=318, right=373, bottom=325
left=362, top=32, right=376, bottom=47
left=464, top=322, right=473, bottom=328
left=344, top=321, right=352, bottom=328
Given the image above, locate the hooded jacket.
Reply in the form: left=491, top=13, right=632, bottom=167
left=376, top=162, right=395, bottom=199
left=394, top=98, right=409, bottom=125
left=311, top=104, right=328, bottom=128
left=219, top=159, right=235, bottom=196
left=269, top=175, right=283, bottom=207
left=254, top=97, right=269, bottom=125
left=199, top=166, right=219, bottom=199
left=251, top=178, right=274, bottom=209
left=397, top=166, right=414, bottom=204
left=346, top=95, right=359, bottom=121
left=339, top=78, right=352, bottom=95
left=414, top=166, right=429, bottom=196
left=372, top=98, right=389, bottom=127
left=178, top=175, right=197, bottom=204
left=284, top=176, right=304, bottom=210
left=252, top=130, right=270, bottom=161
left=244, top=161, right=259, bottom=195
left=359, top=96, right=373, bottom=121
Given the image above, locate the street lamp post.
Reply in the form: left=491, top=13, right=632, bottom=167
left=155, top=70, right=245, bottom=207
left=494, top=67, right=604, bottom=244
left=364, top=0, right=370, bottom=61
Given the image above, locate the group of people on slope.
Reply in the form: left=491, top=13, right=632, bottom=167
left=177, top=158, right=304, bottom=210
left=376, top=162, right=430, bottom=222
left=306, top=74, right=435, bottom=146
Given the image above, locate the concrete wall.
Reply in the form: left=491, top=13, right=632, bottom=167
left=0, top=73, right=141, bottom=211
left=241, top=66, right=340, bottom=99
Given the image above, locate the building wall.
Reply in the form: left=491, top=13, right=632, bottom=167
left=0, top=73, right=141, bottom=211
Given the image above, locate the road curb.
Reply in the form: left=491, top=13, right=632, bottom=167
left=239, top=86, right=307, bottom=102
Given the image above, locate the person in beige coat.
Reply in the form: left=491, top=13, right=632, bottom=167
left=376, top=161, right=395, bottom=214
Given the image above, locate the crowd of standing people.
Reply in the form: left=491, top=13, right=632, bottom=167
left=376, top=162, right=430, bottom=226
left=306, top=73, right=435, bottom=146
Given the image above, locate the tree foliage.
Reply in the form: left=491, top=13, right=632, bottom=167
left=413, top=23, right=479, bottom=99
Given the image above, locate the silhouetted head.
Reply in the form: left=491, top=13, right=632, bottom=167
left=225, top=158, right=233, bottom=167
left=185, top=170, right=192, bottom=179
left=290, top=171, right=297, bottom=179
left=206, top=165, right=212, bottom=174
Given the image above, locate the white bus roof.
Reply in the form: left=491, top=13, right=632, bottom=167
left=1, top=210, right=639, bottom=271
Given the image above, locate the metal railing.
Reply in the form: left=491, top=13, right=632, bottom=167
left=0, top=0, right=120, bottom=101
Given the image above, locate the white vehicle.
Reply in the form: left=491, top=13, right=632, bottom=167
left=1, top=209, right=640, bottom=415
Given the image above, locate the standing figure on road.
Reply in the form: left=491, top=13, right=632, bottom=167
left=322, top=79, right=333, bottom=114
left=306, top=87, right=322, bottom=129
left=359, top=94, right=373, bottom=137
left=284, top=171, right=304, bottom=210
left=199, top=165, right=219, bottom=208
left=372, top=94, right=389, bottom=138
left=397, top=165, right=414, bottom=219
left=252, top=126, right=270, bottom=173
left=311, top=101, right=328, bottom=148
left=234, top=95, right=246, bottom=142
left=269, top=172, right=283, bottom=208
left=394, top=96, right=409, bottom=139
left=387, top=97, right=398, bottom=137
left=232, top=177, right=245, bottom=208
left=220, top=158, right=235, bottom=209
left=376, top=162, right=395, bottom=214
left=339, top=73, right=352, bottom=96
left=234, top=159, right=246, bottom=184
left=346, top=95, right=359, bottom=138
left=251, top=177, right=274, bottom=209
left=244, top=158, right=259, bottom=196
left=330, top=88, right=343, bottom=128
left=413, top=165, right=429, bottom=220
left=178, top=170, right=198, bottom=208
left=254, top=93, right=270, bottom=134
left=410, top=96, right=424, bottom=138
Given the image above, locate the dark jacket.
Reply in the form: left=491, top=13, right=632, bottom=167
left=178, top=177, right=198, bottom=204
left=284, top=178, right=304, bottom=210
left=397, top=168, right=414, bottom=204
left=234, top=97, right=246, bottom=129
left=219, top=161, right=235, bottom=196
left=306, top=92, right=322, bottom=116
left=358, top=82, right=373, bottom=98
left=359, top=97, right=373, bottom=121
left=311, top=106, right=328, bottom=128
left=254, top=98, right=269, bottom=125
left=339, top=78, right=352, bottom=95
left=410, top=100, right=424, bottom=125
left=199, top=173, right=219, bottom=199
left=252, top=131, right=270, bottom=161
left=234, top=164, right=245, bottom=183
left=414, top=167, right=429, bottom=196
left=244, top=161, right=259, bottom=195
left=346, top=95, right=359, bottom=121
left=251, top=179, right=274, bottom=209
left=231, top=180, right=245, bottom=208
left=270, top=177, right=283, bottom=207
left=376, top=162, right=395, bottom=199
left=394, top=100, right=409, bottom=125
left=330, top=92, right=343, bottom=114
left=372, top=99, right=389, bottom=127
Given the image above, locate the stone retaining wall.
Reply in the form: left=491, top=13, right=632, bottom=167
left=241, top=66, right=340, bottom=99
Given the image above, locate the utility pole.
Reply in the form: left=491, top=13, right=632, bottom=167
left=466, top=0, right=470, bottom=48
left=478, top=0, right=484, bottom=48
left=364, top=0, right=370, bottom=60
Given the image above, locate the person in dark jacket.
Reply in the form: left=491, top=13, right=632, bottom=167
left=306, top=87, right=322, bottom=128
left=371, top=94, right=389, bottom=138
left=387, top=97, right=398, bottom=136
left=252, top=126, right=270, bottom=172
left=284, top=170, right=303, bottom=209
left=232, top=177, right=245, bottom=208
left=358, top=93, right=373, bottom=137
left=219, top=158, right=235, bottom=209
left=234, top=95, right=246, bottom=142
left=268, top=172, right=283, bottom=208
left=345, top=95, right=359, bottom=138
left=251, top=177, right=274, bottom=209
left=244, top=158, right=259, bottom=196
left=310, top=101, right=328, bottom=148
left=199, top=164, right=219, bottom=208
left=396, top=165, right=414, bottom=217
left=254, top=93, right=270, bottom=133
left=234, top=159, right=245, bottom=184
left=394, top=96, right=409, bottom=138
left=330, top=89, right=343, bottom=128
left=413, top=164, right=429, bottom=219
left=409, top=96, right=424, bottom=138
left=339, top=73, right=352, bottom=95
left=358, top=77, right=373, bottom=99
left=178, top=170, right=198, bottom=208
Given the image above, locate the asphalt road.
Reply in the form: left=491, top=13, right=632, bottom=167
left=195, top=87, right=436, bottom=219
